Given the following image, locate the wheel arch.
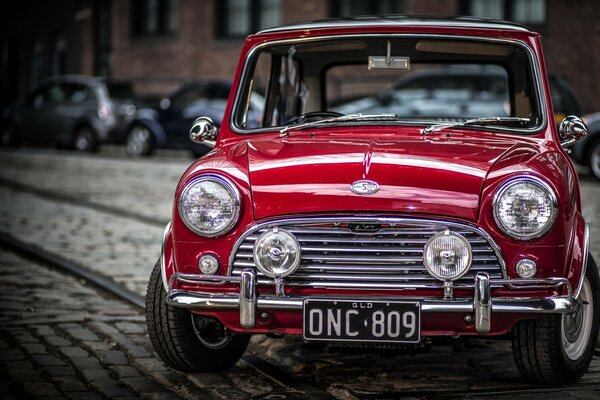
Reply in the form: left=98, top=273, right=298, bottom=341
left=567, top=216, right=590, bottom=298
left=160, top=221, right=175, bottom=291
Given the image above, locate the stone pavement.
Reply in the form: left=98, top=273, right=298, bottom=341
left=0, top=248, right=281, bottom=399
left=0, top=185, right=161, bottom=296
left=1, top=147, right=600, bottom=399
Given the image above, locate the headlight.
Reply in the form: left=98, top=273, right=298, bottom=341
left=178, top=175, right=240, bottom=237
left=493, top=177, right=557, bottom=240
left=253, top=228, right=301, bottom=278
left=423, top=231, right=472, bottom=281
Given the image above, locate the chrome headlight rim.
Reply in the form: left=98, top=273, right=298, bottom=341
left=492, top=176, right=558, bottom=241
left=253, top=228, right=301, bottom=279
left=423, top=231, right=473, bottom=282
left=178, top=174, right=241, bottom=238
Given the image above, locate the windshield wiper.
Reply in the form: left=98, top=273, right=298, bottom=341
left=422, top=117, right=531, bottom=135
left=279, top=113, right=397, bottom=136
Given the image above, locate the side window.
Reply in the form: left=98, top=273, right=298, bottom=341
left=67, top=84, right=92, bottom=103
left=170, top=86, right=209, bottom=111
left=28, top=84, right=65, bottom=108
left=252, top=52, right=304, bottom=127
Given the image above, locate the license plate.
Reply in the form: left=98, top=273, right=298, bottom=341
left=302, top=299, right=421, bottom=343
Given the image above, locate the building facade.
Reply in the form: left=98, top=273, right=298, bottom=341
left=1, top=0, right=599, bottom=113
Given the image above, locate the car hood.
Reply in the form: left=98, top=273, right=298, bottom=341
left=237, top=128, right=536, bottom=221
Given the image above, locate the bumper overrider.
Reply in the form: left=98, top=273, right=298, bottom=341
left=166, top=271, right=576, bottom=334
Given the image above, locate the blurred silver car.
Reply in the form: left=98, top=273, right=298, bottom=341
left=1, top=75, right=120, bottom=152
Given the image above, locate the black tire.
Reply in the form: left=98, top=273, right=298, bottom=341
left=72, top=125, right=99, bottom=152
left=145, top=260, right=250, bottom=372
left=1, top=123, right=21, bottom=147
left=512, top=254, right=600, bottom=384
left=587, top=138, right=600, bottom=181
left=126, top=125, right=155, bottom=157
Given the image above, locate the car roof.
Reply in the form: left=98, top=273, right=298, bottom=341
left=257, top=16, right=532, bottom=34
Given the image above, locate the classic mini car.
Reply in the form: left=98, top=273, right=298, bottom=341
left=145, top=17, right=599, bottom=384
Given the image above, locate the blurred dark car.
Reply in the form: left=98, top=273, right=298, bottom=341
left=1, top=75, right=121, bottom=152
left=125, top=80, right=263, bottom=157
left=547, top=74, right=600, bottom=181
left=572, top=112, right=600, bottom=180
left=334, top=65, right=510, bottom=118
left=101, top=79, right=138, bottom=143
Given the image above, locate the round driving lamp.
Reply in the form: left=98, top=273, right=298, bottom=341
left=423, top=231, right=473, bottom=281
left=198, top=254, right=220, bottom=275
left=493, top=177, right=557, bottom=240
left=253, top=228, right=301, bottom=278
left=516, top=258, right=537, bottom=278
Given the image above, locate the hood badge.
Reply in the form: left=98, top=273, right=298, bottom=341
left=350, top=180, right=380, bottom=195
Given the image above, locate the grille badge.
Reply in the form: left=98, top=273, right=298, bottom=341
left=350, top=180, right=379, bottom=195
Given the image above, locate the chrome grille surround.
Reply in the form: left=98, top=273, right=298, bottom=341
left=228, top=217, right=506, bottom=290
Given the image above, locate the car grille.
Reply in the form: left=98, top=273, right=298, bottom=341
left=229, top=218, right=505, bottom=290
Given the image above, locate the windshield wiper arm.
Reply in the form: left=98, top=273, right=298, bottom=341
left=422, top=117, right=531, bottom=135
left=279, top=113, right=397, bottom=136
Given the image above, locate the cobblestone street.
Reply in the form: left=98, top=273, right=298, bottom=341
left=1, top=147, right=600, bottom=399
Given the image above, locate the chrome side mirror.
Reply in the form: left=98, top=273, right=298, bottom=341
left=189, top=116, right=218, bottom=147
left=559, top=115, right=587, bottom=148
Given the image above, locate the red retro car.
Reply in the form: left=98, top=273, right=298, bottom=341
left=145, top=17, right=598, bottom=384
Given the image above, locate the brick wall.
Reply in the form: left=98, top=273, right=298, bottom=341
left=109, top=0, right=600, bottom=112
left=283, top=0, right=329, bottom=24
left=111, top=0, right=244, bottom=99
left=542, top=0, right=600, bottom=113
left=405, top=0, right=461, bottom=16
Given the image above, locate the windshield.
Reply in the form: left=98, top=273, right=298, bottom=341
left=233, top=36, right=543, bottom=133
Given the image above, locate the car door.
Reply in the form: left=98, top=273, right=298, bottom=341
left=19, top=83, right=66, bottom=143
left=57, top=83, right=97, bottom=143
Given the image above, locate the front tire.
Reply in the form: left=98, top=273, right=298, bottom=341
left=73, top=125, right=98, bottom=152
left=1, top=123, right=21, bottom=147
left=587, top=138, right=600, bottom=181
left=512, top=254, right=600, bottom=384
left=126, top=125, right=154, bottom=157
left=145, top=260, right=250, bottom=372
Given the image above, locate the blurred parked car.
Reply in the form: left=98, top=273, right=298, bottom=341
left=548, top=73, right=582, bottom=124
left=124, top=80, right=262, bottom=157
left=334, top=65, right=510, bottom=118
left=572, top=112, right=600, bottom=180
left=1, top=75, right=121, bottom=152
left=101, top=79, right=138, bottom=143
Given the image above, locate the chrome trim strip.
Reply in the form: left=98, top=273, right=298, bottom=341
left=492, top=176, right=559, bottom=240
left=230, top=34, right=547, bottom=136
left=166, top=292, right=574, bottom=315
left=227, top=216, right=508, bottom=279
left=160, top=221, right=172, bottom=291
left=177, top=174, right=241, bottom=238
left=574, top=224, right=590, bottom=299
left=171, top=273, right=570, bottom=296
left=474, top=273, right=491, bottom=333
left=240, top=269, right=256, bottom=328
left=257, top=18, right=532, bottom=34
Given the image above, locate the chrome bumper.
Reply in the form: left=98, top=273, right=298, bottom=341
left=166, top=270, right=575, bottom=334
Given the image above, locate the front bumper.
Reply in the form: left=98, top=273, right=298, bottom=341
left=166, top=270, right=575, bottom=334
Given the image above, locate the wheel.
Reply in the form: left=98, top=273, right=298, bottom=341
left=1, top=123, right=20, bottom=147
left=587, top=138, right=600, bottom=181
left=145, top=260, right=250, bottom=372
left=126, top=125, right=154, bottom=157
left=511, top=254, right=600, bottom=384
left=73, top=126, right=98, bottom=152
